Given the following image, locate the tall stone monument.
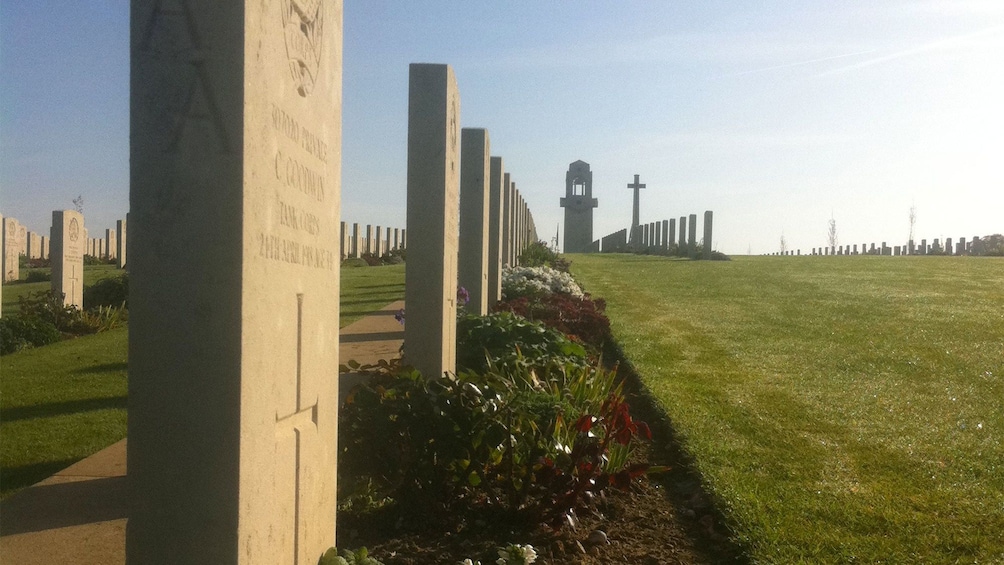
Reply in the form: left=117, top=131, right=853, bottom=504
left=559, top=160, right=598, bottom=253
left=50, top=210, right=85, bottom=308
left=128, top=2, right=343, bottom=563
left=627, top=174, right=646, bottom=245
left=459, top=128, right=490, bottom=315
left=404, top=63, right=460, bottom=378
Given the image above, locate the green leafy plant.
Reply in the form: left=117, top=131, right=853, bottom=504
left=517, top=241, right=558, bottom=268
left=318, top=546, right=384, bottom=565
left=338, top=356, right=650, bottom=529
left=456, top=311, right=587, bottom=374
left=0, top=315, right=61, bottom=355
left=83, top=272, right=128, bottom=309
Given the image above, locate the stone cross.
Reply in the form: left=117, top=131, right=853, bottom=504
left=627, top=174, right=645, bottom=244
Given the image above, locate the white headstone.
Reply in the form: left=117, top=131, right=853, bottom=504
left=404, top=63, right=460, bottom=378
left=128, top=2, right=343, bottom=563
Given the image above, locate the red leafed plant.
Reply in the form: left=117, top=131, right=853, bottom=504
left=494, top=293, right=611, bottom=353
left=530, top=391, right=654, bottom=527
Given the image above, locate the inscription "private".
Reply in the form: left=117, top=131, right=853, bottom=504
left=271, top=103, right=328, bottom=163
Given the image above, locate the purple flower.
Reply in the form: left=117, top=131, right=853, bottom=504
left=394, top=308, right=405, bottom=325
left=457, top=286, right=470, bottom=307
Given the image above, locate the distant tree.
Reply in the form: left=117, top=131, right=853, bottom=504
left=779, top=235, right=788, bottom=254
left=972, top=234, right=1004, bottom=256
left=827, top=218, right=838, bottom=250
left=72, top=195, right=84, bottom=214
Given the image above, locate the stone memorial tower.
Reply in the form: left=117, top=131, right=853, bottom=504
left=559, top=160, right=598, bottom=253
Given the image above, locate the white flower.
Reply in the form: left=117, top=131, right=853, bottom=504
left=460, top=560, right=480, bottom=565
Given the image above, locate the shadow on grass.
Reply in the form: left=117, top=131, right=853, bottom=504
left=74, top=362, right=128, bottom=375
left=604, top=338, right=751, bottom=565
left=2, top=396, right=127, bottom=422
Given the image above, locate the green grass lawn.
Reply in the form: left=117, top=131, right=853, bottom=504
left=0, top=326, right=128, bottom=498
left=570, top=254, right=1004, bottom=564
left=339, top=263, right=405, bottom=327
left=1, top=262, right=405, bottom=499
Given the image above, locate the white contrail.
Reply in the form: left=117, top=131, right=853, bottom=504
left=730, top=50, right=878, bottom=76
left=817, top=24, right=1004, bottom=76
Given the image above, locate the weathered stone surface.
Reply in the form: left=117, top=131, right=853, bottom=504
left=106, top=228, right=118, bottom=260
left=404, top=63, right=460, bottom=379
left=678, top=216, right=686, bottom=256
left=128, top=2, right=343, bottom=563
left=601, top=228, right=627, bottom=252
left=688, top=213, right=697, bottom=258
left=459, top=128, right=490, bottom=315
left=487, top=156, right=504, bottom=307
left=703, top=211, right=713, bottom=259
left=117, top=218, right=128, bottom=268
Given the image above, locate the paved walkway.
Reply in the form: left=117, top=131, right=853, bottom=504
left=0, top=300, right=404, bottom=565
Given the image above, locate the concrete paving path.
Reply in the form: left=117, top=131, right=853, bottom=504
left=0, top=300, right=404, bottom=565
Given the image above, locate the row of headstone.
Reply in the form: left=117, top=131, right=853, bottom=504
left=123, top=8, right=533, bottom=560
left=405, top=63, right=542, bottom=380
left=1, top=213, right=127, bottom=286
left=594, top=210, right=714, bottom=260
left=338, top=222, right=406, bottom=259
left=799, top=235, right=987, bottom=256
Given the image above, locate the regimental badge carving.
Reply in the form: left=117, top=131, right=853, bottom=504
left=282, top=0, right=324, bottom=97
left=69, top=218, right=80, bottom=242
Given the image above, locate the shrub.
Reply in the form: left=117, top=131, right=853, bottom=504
left=342, top=257, right=369, bottom=268
left=517, top=241, right=558, bottom=268
left=456, top=311, right=587, bottom=374
left=0, top=315, right=61, bottom=355
left=338, top=357, right=650, bottom=529
left=501, top=265, right=583, bottom=300
left=25, top=269, right=51, bottom=283
left=360, top=252, right=383, bottom=266
left=83, top=273, right=128, bottom=309
left=494, top=294, right=611, bottom=353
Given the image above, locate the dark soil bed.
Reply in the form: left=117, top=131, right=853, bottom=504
left=336, top=345, right=749, bottom=564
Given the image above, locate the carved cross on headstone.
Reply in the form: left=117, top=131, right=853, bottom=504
left=68, top=264, right=81, bottom=305
left=274, top=293, right=318, bottom=565
left=627, top=174, right=646, bottom=244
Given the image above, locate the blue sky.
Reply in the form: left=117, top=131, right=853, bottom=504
left=2, top=1, right=1002, bottom=254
